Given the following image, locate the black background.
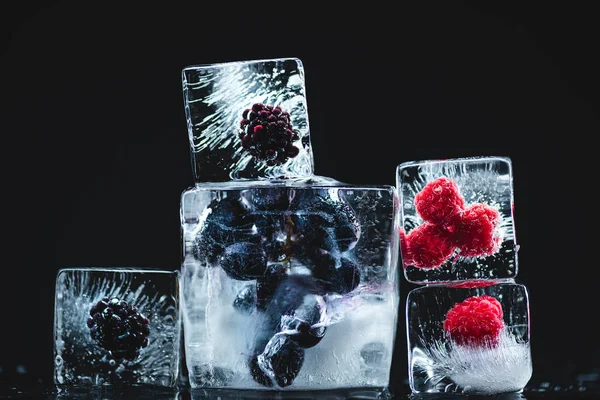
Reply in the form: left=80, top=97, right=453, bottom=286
left=2, top=1, right=599, bottom=397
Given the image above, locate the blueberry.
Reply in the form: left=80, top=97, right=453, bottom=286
left=243, top=188, right=291, bottom=212
left=312, top=256, right=361, bottom=295
left=256, top=263, right=288, bottom=311
left=219, top=242, right=268, bottom=280
left=284, top=296, right=327, bottom=349
left=360, top=342, right=386, bottom=366
left=232, top=284, right=257, bottom=314
left=333, top=201, right=360, bottom=252
left=251, top=335, right=305, bottom=388
left=192, top=196, right=257, bottom=264
left=248, top=355, right=274, bottom=387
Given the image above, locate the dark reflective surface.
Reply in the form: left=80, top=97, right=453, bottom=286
left=1, top=383, right=600, bottom=400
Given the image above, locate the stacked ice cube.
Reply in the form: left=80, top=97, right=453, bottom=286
left=396, top=156, right=533, bottom=395
left=178, top=57, right=400, bottom=393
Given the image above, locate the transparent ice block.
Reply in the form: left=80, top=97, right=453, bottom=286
left=396, top=156, right=517, bottom=284
left=182, top=57, right=313, bottom=183
left=180, top=182, right=399, bottom=390
left=179, top=57, right=400, bottom=392
left=53, top=267, right=181, bottom=387
left=406, top=280, right=532, bottom=395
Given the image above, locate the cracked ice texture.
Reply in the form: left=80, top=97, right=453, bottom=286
left=182, top=57, right=313, bottom=183
left=53, top=268, right=181, bottom=387
left=406, top=281, right=532, bottom=394
left=396, top=156, right=518, bottom=284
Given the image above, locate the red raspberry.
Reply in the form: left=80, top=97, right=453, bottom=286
left=443, top=295, right=504, bottom=348
left=453, top=203, right=502, bottom=258
left=405, top=223, right=455, bottom=269
left=447, top=279, right=497, bottom=289
left=414, top=177, right=465, bottom=225
left=399, top=228, right=413, bottom=268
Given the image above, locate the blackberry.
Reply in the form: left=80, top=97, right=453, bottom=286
left=192, top=196, right=257, bottom=264
left=239, top=103, right=300, bottom=166
left=87, top=297, right=150, bottom=361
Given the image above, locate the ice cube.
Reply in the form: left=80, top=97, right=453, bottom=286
left=182, top=57, right=313, bottom=183
left=53, top=267, right=181, bottom=387
left=406, top=280, right=532, bottom=394
left=396, top=156, right=518, bottom=284
left=180, top=184, right=400, bottom=391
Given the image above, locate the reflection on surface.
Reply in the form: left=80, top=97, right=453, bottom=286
left=409, top=392, right=527, bottom=400
left=190, top=387, right=390, bottom=399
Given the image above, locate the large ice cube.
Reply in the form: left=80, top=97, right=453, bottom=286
left=406, top=280, right=532, bottom=394
left=182, top=57, right=313, bottom=182
left=53, top=267, right=181, bottom=387
left=180, top=182, right=400, bottom=391
left=396, top=156, right=517, bottom=284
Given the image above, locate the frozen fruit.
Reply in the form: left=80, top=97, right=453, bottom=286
left=447, top=279, right=498, bottom=289
left=332, top=201, right=361, bottom=252
left=399, top=228, right=412, bottom=268
left=233, top=284, right=257, bottom=314
left=313, top=256, right=361, bottom=295
left=256, top=263, right=288, bottom=311
left=414, top=177, right=465, bottom=225
left=192, top=196, right=257, bottom=263
left=87, top=297, right=150, bottom=361
left=283, top=296, right=327, bottom=349
left=405, top=223, right=455, bottom=269
left=453, top=203, right=502, bottom=258
left=219, top=242, right=268, bottom=280
left=443, top=295, right=504, bottom=347
left=253, top=335, right=305, bottom=387
left=239, top=103, right=300, bottom=166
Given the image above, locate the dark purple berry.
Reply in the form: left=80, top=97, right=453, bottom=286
left=283, top=296, right=327, bottom=349
left=232, top=284, right=257, bottom=314
left=312, top=255, right=361, bottom=295
left=250, top=335, right=305, bottom=388
left=248, top=355, right=274, bottom=387
left=256, top=263, right=288, bottom=311
left=192, top=196, right=257, bottom=264
left=87, top=297, right=150, bottom=361
left=238, top=103, right=300, bottom=166
left=219, top=242, right=268, bottom=280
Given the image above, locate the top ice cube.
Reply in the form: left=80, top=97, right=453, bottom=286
left=396, top=156, right=517, bottom=284
left=182, top=58, right=314, bottom=183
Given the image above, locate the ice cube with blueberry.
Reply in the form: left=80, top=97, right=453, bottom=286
left=406, top=280, right=532, bottom=394
left=53, top=267, right=181, bottom=387
left=180, top=183, right=399, bottom=390
left=396, top=156, right=518, bottom=284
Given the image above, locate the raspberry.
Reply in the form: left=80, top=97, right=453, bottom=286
left=443, top=295, right=504, bottom=347
left=399, top=228, right=413, bottom=268
left=405, top=223, right=455, bottom=269
left=414, top=177, right=465, bottom=225
left=87, top=297, right=150, bottom=361
left=239, top=103, right=300, bottom=166
left=453, top=203, right=502, bottom=258
left=447, top=279, right=497, bottom=289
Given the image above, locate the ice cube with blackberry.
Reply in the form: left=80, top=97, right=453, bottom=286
left=54, top=267, right=181, bottom=387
